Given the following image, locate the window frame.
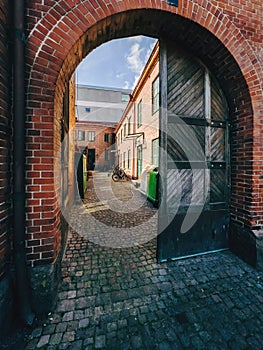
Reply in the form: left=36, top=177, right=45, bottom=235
left=105, top=149, right=109, bottom=161
left=152, top=76, right=160, bottom=115
left=137, top=100, right=142, bottom=128
left=104, top=133, right=110, bottom=143
left=123, top=152, right=126, bottom=169
left=78, top=130, right=85, bottom=141
left=128, top=149, right=131, bottom=169
left=88, top=131, right=95, bottom=142
left=152, top=137, right=159, bottom=166
left=128, top=117, right=131, bottom=135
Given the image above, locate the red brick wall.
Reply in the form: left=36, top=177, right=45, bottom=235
left=0, top=0, right=12, bottom=281
left=23, top=1, right=263, bottom=266
left=75, top=121, right=116, bottom=171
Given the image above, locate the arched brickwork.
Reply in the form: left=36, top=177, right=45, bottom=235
left=24, top=0, right=263, bottom=291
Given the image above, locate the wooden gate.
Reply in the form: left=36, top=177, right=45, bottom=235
left=157, top=40, right=230, bottom=262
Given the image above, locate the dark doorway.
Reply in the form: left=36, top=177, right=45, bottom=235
left=88, top=149, right=95, bottom=170
left=87, top=148, right=95, bottom=170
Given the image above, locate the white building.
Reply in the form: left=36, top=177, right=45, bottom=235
left=75, top=85, right=131, bottom=123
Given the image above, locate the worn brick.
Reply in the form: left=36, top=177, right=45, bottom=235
left=1, top=1, right=263, bottom=344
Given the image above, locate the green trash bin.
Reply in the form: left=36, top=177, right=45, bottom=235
left=147, top=167, right=159, bottom=207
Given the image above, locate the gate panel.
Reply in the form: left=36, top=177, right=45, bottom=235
left=157, top=40, right=230, bottom=262
left=167, top=52, right=205, bottom=117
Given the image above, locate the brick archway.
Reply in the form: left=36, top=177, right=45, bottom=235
left=25, top=1, right=263, bottom=313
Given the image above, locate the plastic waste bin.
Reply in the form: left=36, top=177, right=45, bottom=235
left=147, top=167, right=159, bottom=207
left=139, top=165, right=155, bottom=194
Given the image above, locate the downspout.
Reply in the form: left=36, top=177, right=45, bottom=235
left=13, top=0, right=35, bottom=326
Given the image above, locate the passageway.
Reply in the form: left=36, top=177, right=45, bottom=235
left=0, top=0, right=262, bottom=344
left=21, top=175, right=263, bottom=349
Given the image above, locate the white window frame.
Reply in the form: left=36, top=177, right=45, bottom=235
left=152, top=76, right=160, bottom=115
left=88, top=131, right=95, bottom=142
left=137, top=100, right=142, bottom=128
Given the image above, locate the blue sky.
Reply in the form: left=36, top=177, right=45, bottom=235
left=76, top=36, right=157, bottom=90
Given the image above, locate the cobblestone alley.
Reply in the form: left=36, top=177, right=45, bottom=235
left=9, top=174, right=263, bottom=349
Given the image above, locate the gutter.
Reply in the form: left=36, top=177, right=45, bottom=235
left=13, top=0, right=35, bottom=326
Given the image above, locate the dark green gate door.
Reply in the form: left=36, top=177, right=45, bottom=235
left=157, top=40, right=230, bottom=262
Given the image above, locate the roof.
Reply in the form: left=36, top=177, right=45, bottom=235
left=75, top=120, right=118, bottom=128
left=76, top=84, right=132, bottom=94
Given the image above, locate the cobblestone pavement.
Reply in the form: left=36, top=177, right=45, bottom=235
left=20, top=173, right=263, bottom=349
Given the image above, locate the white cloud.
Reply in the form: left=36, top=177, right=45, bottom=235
left=123, top=80, right=130, bottom=89
left=126, top=43, right=145, bottom=75
left=126, top=37, right=158, bottom=89
left=116, top=72, right=125, bottom=79
left=132, top=75, right=140, bottom=89
left=76, top=35, right=157, bottom=89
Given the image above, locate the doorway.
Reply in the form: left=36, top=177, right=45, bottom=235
left=88, top=149, right=95, bottom=171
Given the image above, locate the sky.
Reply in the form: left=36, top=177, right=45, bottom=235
left=76, top=35, right=157, bottom=91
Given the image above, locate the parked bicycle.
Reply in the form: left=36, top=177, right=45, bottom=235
left=112, top=164, right=131, bottom=182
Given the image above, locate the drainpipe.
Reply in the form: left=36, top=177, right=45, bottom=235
left=13, top=0, right=35, bottom=326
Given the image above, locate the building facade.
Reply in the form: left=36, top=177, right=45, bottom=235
left=0, top=0, right=263, bottom=337
left=76, top=85, right=130, bottom=123
left=74, top=84, right=130, bottom=173
left=75, top=120, right=116, bottom=171
left=116, top=41, right=159, bottom=180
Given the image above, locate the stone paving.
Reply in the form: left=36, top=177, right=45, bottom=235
left=15, top=174, right=263, bottom=349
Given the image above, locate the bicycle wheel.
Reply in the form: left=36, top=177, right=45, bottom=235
left=112, top=174, right=119, bottom=182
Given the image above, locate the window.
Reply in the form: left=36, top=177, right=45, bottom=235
left=152, top=138, right=159, bottom=166
left=88, top=131, right=95, bottom=141
left=122, top=93, right=129, bottom=102
left=128, top=149, right=131, bottom=169
left=105, top=150, right=109, bottom=161
left=85, top=107, right=91, bottom=113
left=121, top=129, right=123, bottom=142
left=128, top=117, right=131, bottom=135
left=124, top=123, right=127, bottom=137
left=137, top=100, right=142, bottom=128
left=152, top=76, right=159, bottom=114
left=104, top=133, right=110, bottom=143
left=78, top=130, right=85, bottom=141
left=123, top=152, right=126, bottom=168
left=137, top=145, right=142, bottom=178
